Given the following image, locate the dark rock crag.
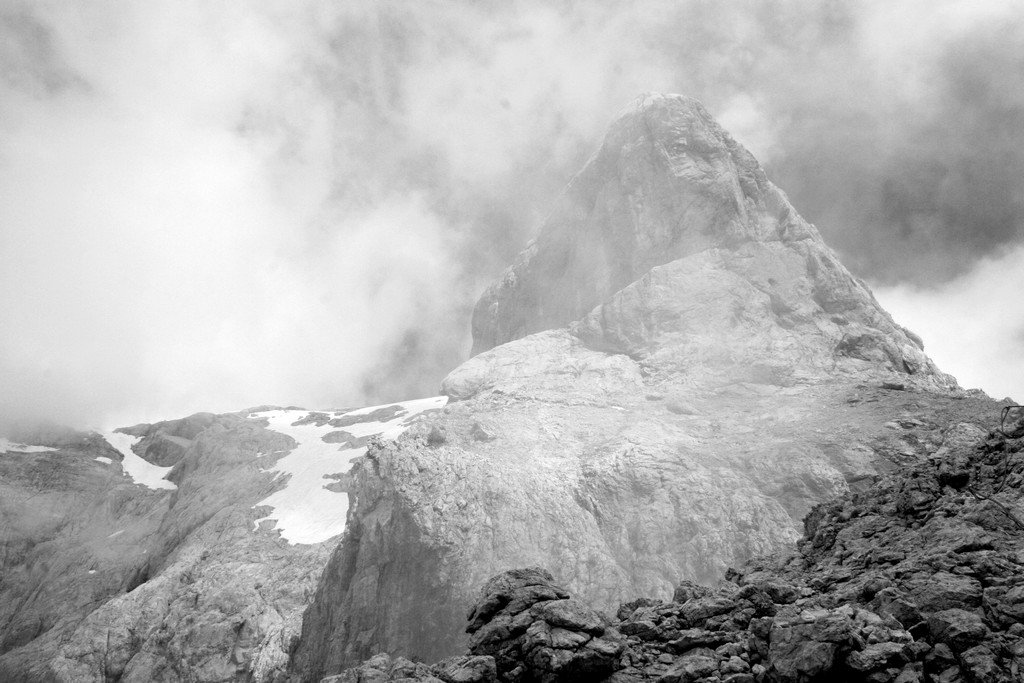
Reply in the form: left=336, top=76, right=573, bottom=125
left=320, top=414, right=1024, bottom=682
left=291, top=93, right=981, bottom=678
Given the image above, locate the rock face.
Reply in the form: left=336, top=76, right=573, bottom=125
left=605, top=412, right=1024, bottom=683
left=321, top=413, right=1024, bottom=683
left=0, top=401, right=443, bottom=682
left=464, top=567, right=624, bottom=683
left=470, top=93, right=947, bottom=385
left=470, top=93, right=780, bottom=356
left=0, top=427, right=168, bottom=662
left=290, top=94, right=986, bottom=680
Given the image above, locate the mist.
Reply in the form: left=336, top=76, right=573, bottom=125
left=2, top=0, right=1023, bottom=429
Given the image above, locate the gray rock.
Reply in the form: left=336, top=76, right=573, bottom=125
left=461, top=570, right=622, bottom=683
left=845, top=642, right=910, bottom=672
left=660, top=653, right=718, bottom=682
left=432, top=655, right=497, bottom=683
left=0, top=414, right=339, bottom=682
left=324, top=653, right=443, bottom=683
left=471, top=94, right=803, bottom=357
left=927, top=609, right=989, bottom=652
left=293, top=93, right=976, bottom=674
left=958, top=645, right=1001, bottom=683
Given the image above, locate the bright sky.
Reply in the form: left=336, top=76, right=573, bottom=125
left=1, top=1, right=1022, bottom=429
left=873, top=245, right=1024, bottom=402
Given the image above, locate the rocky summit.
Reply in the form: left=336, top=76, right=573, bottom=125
left=2, top=93, right=1019, bottom=683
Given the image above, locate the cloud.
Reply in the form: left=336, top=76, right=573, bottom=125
left=2, top=0, right=1022, bottom=427
left=874, top=245, right=1024, bottom=402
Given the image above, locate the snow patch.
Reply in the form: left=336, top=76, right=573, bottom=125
left=0, top=438, right=57, bottom=453
left=248, top=395, right=447, bottom=545
left=102, top=432, right=177, bottom=490
left=95, top=456, right=113, bottom=464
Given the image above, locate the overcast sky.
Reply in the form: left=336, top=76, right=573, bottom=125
left=2, top=0, right=1023, bottom=430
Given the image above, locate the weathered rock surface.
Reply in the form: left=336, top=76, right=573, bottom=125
left=0, top=427, right=166, bottom=661
left=0, top=402, right=442, bottom=682
left=465, top=567, right=624, bottom=683
left=470, top=93, right=784, bottom=356
left=290, top=94, right=989, bottom=679
left=321, top=415, right=1024, bottom=682
left=469, top=92, right=951, bottom=387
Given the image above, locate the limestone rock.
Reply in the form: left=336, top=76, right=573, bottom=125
left=470, top=93, right=951, bottom=397
left=331, top=414, right=1022, bottom=682
left=121, top=412, right=217, bottom=466
left=471, top=93, right=802, bottom=356
left=292, top=93, right=981, bottom=678
left=571, top=241, right=948, bottom=389
left=324, top=570, right=620, bottom=683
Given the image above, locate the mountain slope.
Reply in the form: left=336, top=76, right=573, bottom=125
left=290, top=94, right=985, bottom=680
left=0, top=400, right=444, bottom=682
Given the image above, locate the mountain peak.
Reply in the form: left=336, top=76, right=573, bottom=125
left=466, top=92, right=955, bottom=392
left=470, top=91, right=813, bottom=355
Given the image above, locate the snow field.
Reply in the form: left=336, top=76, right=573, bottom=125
left=247, top=396, right=447, bottom=544
left=0, top=438, right=57, bottom=453
left=102, top=431, right=177, bottom=490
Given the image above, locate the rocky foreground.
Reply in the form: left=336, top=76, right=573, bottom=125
left=328, top=412, right=1024, bottom=682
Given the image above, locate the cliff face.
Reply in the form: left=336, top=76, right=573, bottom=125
left=470, top=93, right=780, bottom=356
left=322, top=411, right=1024, bottom=683
left=331, top=413, right=1024, bottom=683
left=0, top=401, right=442, bottom=682
left=291, top=94, right=981, bottom=681
left=469, top=93, right=945, bottom=382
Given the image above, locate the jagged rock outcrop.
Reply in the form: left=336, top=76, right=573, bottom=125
left=321, top=413, right=1024, bottom=683
left=470, top=93, right=786, bottom=356
left=466, top=95, right=951, bottom=392
left=602, top=410, right=1024, bottom=682
left=465, top=567, right=624, bottom=682
left=0, top=401, right=443, bottom=682
left=470, top=93, right=950, bottom=388
left=290, top=94, right=985, bottom=680
left=323, top=568, right=623, bottom=683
